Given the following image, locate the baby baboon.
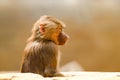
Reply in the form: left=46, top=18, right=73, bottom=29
left=20, top=15, right=69, bottom=77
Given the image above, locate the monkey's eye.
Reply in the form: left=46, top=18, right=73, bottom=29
left=55, top=27, right=62, bottom=34
left=56, top=27, right=62, bottom=31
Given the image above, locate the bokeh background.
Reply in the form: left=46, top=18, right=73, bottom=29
left=0, top=0, right=120, bottom=72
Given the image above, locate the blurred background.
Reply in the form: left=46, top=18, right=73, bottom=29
left=0, top=0, right=120, bottom=72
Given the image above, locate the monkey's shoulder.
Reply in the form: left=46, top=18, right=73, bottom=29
left=24, top=40, right=57, bottom=52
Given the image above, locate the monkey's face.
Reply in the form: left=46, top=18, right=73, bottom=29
left=50, top=26, right=69, bottom=45
left=33, top=15, right=69, bottom=45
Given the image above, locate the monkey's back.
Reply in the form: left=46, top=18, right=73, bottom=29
left=21, top=40, right=58, bottom=76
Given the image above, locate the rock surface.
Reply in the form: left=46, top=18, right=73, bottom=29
left=0, top=72, right=120, bottom=80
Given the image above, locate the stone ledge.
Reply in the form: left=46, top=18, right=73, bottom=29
left=0, top=72, right=120, bottom=80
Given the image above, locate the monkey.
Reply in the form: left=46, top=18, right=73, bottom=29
left=20, top=15, right=69, bottom=77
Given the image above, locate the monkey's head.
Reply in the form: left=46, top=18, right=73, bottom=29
left=31, top=15, right=69, bottom=45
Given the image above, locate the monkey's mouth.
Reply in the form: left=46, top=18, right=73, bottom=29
left=58, top=33, right=69, bottom=45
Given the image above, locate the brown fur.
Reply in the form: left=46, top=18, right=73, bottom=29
left=20, top=15, right=69, bottom=77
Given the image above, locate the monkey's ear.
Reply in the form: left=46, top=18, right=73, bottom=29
left=39, top=24, right=46, bottom=34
